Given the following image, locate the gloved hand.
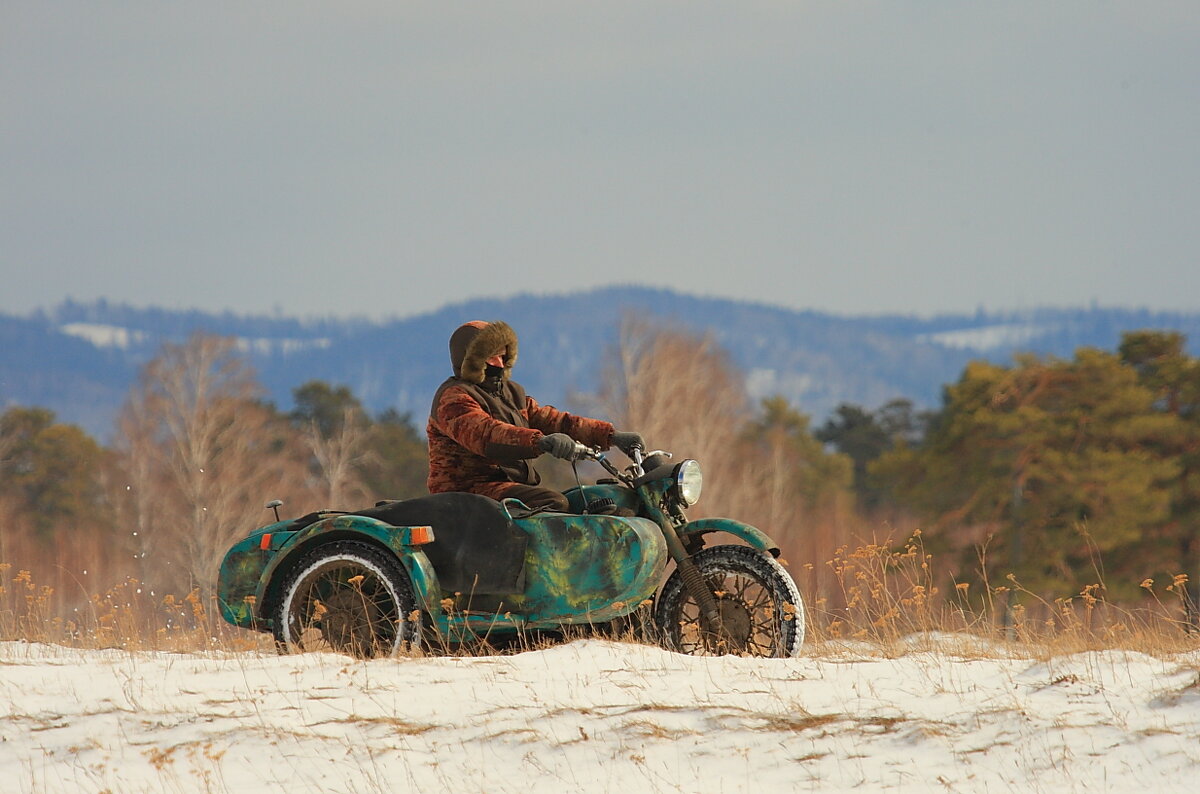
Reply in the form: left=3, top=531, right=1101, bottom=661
left=611, top=430, right=645, bottom=457
left=537, top=433, right=578, bottom=460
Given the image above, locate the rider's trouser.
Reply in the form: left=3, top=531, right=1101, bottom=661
left=470, top=482, right=570, bottom=513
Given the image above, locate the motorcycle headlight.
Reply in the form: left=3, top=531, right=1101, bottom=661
left=674, top=459, right=703, bottom=507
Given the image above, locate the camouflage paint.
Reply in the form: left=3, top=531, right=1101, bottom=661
left=216, top=520, right=295, bottom=629
left=217, top=509, right=668, bottom=642
left=393, top=544, right=443, bottom=616
left=504, top=513, right=666, bottom=626
left=216, top=514, right=439, bottom=630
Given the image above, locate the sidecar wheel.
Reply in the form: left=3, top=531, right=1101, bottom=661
left=655, top=545, right=805, bottom=658
left=273, top=540, right=421, bottom=659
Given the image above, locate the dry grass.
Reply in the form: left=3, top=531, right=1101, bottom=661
left=0, top=562, right=272, bottom=653
left=803, top=529, right=1200, bottom=658
left=3, top=537, right=1198, bottom=659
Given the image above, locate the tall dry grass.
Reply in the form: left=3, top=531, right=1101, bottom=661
left=3, top=530, right=1195, bottom=658
left=800, top=527, right=1198, bottom=657
left=0, top=562, right=272, bottom=653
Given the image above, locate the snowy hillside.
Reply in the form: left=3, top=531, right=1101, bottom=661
left=7, top=291, right=1200, bottom=438
left=3, top=637, right=1198, bottom=793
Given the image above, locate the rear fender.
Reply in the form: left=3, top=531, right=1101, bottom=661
left=254, top=515, right=443, bottom=621
left=679, top=517, right=780, bottom=557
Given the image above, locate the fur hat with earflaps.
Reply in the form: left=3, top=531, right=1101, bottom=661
left=449, top=321, right=519, bottom=384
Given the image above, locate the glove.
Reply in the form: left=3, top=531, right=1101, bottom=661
left=611, top=430, right=645, bottom=457
left=537, top=433, right=578, bottom=461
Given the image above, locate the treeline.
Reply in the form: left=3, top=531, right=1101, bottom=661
left=1, top=324, right=1197, bottom=629
left=0, top=333, right=428, bottom=613
left=866, top=331, right=1200, bottom=619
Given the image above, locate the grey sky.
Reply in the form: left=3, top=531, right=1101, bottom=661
left=3, top=2, right=1197, bottom=320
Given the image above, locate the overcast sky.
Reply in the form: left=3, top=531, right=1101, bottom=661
left=2, top=2, right=1197, bottom=321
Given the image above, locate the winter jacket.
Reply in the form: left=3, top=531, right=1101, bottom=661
left=426, top=321, right=615, bottom=495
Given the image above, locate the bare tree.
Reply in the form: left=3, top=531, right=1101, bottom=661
left=113, top=384, right=170, bottom=588
left=302, top=403, right=372, bottom=508
left=113, top=333, right=313, bottom=596
left=589, top=318, right=858, bottom=606
left=288, top=380, right=376, bottom=508
left=593, top=317, right=748, bottom=517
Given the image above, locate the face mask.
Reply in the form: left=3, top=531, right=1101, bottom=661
left=482, top=364, right=505, bottom=391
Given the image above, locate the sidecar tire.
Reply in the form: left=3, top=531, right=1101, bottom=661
left=272, top=540, right=421, bottom=659
left=655, top=545, right=805, bottom=658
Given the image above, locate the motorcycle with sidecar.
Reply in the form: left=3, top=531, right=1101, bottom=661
left=216, top=444, right=805, bottom=658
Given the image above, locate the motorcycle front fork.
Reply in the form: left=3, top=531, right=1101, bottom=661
left=659, top=520, right=722, bottom=630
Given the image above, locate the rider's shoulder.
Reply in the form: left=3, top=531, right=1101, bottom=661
left=439, top=380, right=479, bottom=400
left=431, top=379, right=478, bottom=409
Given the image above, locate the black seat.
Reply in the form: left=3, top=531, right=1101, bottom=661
left=350, top=493, right=528, bottom=595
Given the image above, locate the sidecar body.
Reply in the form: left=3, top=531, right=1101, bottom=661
left=217, top=492, right=669, bottom=645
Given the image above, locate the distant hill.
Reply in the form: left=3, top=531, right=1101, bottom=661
left=3, top=287, right=1199, bottom=440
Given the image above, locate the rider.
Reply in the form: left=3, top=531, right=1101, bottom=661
left=427, top=320, right=644, bottom=512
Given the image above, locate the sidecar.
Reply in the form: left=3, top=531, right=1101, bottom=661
left=217, top=492, right=668, bottom=656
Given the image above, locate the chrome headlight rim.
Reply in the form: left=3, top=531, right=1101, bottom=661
left=674, top=459, right=703, bottom=507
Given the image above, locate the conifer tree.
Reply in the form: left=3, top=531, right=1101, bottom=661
left=874, top=350, right=1176, bottom=599
left=1119, top=331, right=1200, bottom=625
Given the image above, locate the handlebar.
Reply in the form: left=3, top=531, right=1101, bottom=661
left=568, top=442, right=655, bottom=482
left=566, top=440, right=688, bottom=493
left=569, top=441, right=599, bottom=461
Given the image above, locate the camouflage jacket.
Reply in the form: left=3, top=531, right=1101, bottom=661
left=426, top=320, right=615, bottom=494
left=426, top=377, right=614, bottom=494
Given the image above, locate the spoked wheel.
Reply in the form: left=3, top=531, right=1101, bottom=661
left=654, top=545, right=805, bottom=658
left=273, top=540, right=421, bottom=658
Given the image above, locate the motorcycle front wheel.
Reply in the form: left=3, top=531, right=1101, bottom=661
left=272, top=540, right=421, bottom=659
left=654, top=545, right=805, bottom=658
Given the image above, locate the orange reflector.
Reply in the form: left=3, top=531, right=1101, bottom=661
left=259, top=533, right=272, bottom=551
left=408, top=526, right=433, bottom=545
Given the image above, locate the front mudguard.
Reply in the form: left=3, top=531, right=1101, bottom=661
left=678, top=517, right=780, bottom=557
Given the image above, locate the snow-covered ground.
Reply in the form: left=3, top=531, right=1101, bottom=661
left=2, top=637, right=1198, bottom=793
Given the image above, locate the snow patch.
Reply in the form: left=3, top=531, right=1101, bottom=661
left=746, top=367, right=814, bottom=400
left=57, top=323, right=332, bottom=355
left=232, top=336, right=332, bottom=355
left=917, top=323, right=1059, bottom=351
left=59, top=323, right=147, bottom=349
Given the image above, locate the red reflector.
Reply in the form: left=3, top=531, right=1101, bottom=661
left=260, top=533, right=272, bottom=551
left=408, top=526, right=433, bottom=545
